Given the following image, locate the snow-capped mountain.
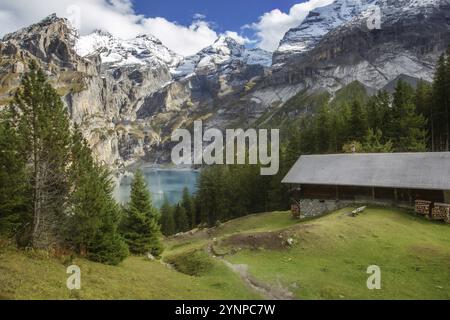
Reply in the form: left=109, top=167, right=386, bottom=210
left=265, top=0, right=449, bottom=104
left=1, top=0, right=449, bottom=169
left=274, top=0, right=377, bottom=64
left=75, top=31, right=182, bottom=70
left=174, top=36, right=272, bottom=77
left=76, top=32, right=272, bottom=77
left=274, top=0, right=447, bottom=64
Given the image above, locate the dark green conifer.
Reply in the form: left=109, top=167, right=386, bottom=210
left=12, top=62, right=71, bottom=248
left=66, top=128, right=128, bottom=265
left=121, top=170, right=163, bottom=257
left=160, top=197, right=176, bottom=236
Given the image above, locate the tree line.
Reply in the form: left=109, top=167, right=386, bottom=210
left=166, top=48, right=450, bottom=229
left=3, top=48, right=449, bottom=244
left=0, top=63, right=163, bottom=265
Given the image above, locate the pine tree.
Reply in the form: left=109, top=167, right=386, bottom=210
left=181, top=187, right=195, bottom=228
left=315, top=104, right=332, bottom=153
left=363, top=129, right=393, bottom=153
left=0, top=109, right=30, bottom=239
left=348, top=100, right=368, bottom=142
left=86, top=206, right=129, bottom=265
left=65, top=128, right=128, bottom=265
left=431, top=54, right=449, bottom=151
left=415, top=80, right=432, bottom=149
left=160, top=197, right=175, bottom=236
left=415, top=80, right=432, bottom=117
left=196, top=166, right=222, bottom=227
left=367, top=91, right=391, bottom=135
left=336, top=102, right=352, bottom=148
left=390, top=80, right=427, bottom=151
left=445, top=46, right=450, bottom=150
left=121, top=170, right=163, bottom=257
left=193, top=196, right=202, bottom=226
left=283, top=123, right=302, bottom=168
left=174, top=204, right=189, bottom=233
left=11, top=62, right=72, bottom=248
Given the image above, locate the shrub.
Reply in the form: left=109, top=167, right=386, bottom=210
left=165, top=250, right=214, bottom=276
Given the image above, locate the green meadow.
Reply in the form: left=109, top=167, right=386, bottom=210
left=1, top=207, right=449, bottom=300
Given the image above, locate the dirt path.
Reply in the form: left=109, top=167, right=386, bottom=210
left=206, top=244, right=294, bottom=300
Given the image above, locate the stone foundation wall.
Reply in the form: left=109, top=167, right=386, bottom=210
left=299, top=199, right=351, bottom=218
left=297, top=197, right=448, bottom=220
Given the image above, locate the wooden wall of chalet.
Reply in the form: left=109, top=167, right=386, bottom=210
left=411, top=189, right=445, bottom=203
left=295, top=184, right=445, bottom=203
left=300, top=185, right=393, bottom=201
left=339, top=186, right=372, bottom=200
left=374, top=187, right=396, bottom=201
left=300, top=185, right=336, bottom=200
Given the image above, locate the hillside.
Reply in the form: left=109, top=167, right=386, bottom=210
left=1, top=207, right=449, bottom=300
left=166, top=207, right=450, bottom=300
left=0, top=244, right=259, bottom=300
left=1, top=0, right=449, bottom=169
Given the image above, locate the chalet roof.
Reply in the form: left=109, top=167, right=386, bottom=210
left=282, top=153, right=450, bottom=191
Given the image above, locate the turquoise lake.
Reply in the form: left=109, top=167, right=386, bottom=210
left=115, top=168, right=200, bottom=208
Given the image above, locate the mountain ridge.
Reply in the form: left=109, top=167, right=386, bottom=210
left=1, top=1, right=449, bottom=169
left=273, top=0, right=447, bottom=64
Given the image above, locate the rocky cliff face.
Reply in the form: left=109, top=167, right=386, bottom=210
left=0, top=14, right=123, bottom=168
left=259, top=0, right=450, bottom=105
left=1, top=0, right=449, bottom=170
left=274, top=0, right=377, bottom=64
left=0, top=16, right=272, bottom=169
left=0, top=15, right=168, bottom=169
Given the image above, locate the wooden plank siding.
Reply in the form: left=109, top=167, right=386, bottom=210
left=292, top=184, right=445, bottom=204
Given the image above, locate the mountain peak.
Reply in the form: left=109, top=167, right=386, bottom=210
left=75, top=31, right=181, bottom=69
left=2, top=13, right=75, bottom=42
left=40, top=13, right=60, bottom=24
left=173, top=35, right=271, bottom=78
left=274, top=0, right=446, bottom=64
left=274, top=0, right=377, bottom=63
left=214, top=36, right=239, bottom=46
left=135, top=34, right=161, bottom=43
left=92, top=29, right=113, bottom=37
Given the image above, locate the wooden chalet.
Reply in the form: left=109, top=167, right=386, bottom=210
left=282, top=153, right=450, bottom=221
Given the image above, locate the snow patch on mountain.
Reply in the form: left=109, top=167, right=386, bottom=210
left=275, top=0, right=446, bottom=64
left=275, top=0, right=377, bottom=62
left=75, top=31, right=182, bottom=69
left=173, top=36, right=272, bottom=78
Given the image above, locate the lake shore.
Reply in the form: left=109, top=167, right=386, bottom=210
left=114, top=165, right=200, bottom=207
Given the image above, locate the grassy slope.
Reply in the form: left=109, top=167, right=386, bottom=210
left=1, top=208, right=449, bottom=300
left=0, top=245, right=260, bottom=300
left=223, top=208, right=450, bottom=300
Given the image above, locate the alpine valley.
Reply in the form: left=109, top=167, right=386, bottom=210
left=1, top=0, right=449, bottom=172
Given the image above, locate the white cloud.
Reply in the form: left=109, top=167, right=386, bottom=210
left=142, top=18, right=218, bottom=56
left=248, top=0, right=335, bottom=52
left=0, top=0, right=336, bottom=56
left=0, top=0, right=220, bottom=56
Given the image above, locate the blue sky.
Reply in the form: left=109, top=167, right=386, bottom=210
left=0, top=0, right=334, bottom=55
left=133, top=0, right=302, bottom=34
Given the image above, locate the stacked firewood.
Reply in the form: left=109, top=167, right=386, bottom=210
left=432, top=203, right=450, bottom=222
left=415, top=200, right=431, bottom=216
